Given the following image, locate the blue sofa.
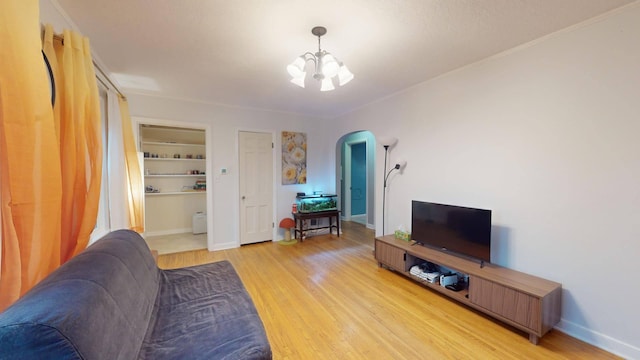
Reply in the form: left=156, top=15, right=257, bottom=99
left=0, top=229, right=272, bottom=359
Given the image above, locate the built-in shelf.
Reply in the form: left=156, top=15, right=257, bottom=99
left=140, top=123, right=207, bottom=234
left=142, top=141, right=204, bottom=147
left=145, top=174, right=205, bottom=177
left=145, top=191, right=206, bottom=196
left=144, top=158, right=205, bottom=161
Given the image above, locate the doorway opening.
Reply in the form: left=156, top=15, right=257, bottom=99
left=337, top=131, right=375, bottom=230
left=135, top=119, right=212, bottom=254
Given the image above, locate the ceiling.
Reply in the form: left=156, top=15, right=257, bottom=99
left=55, top=0, right=635, bottom=118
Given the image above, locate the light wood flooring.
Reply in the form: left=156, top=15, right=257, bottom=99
left=158, top=221, right=620, bottom=360
left=144, top=232, right=207, bottom=255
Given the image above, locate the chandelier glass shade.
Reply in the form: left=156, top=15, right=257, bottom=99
left=287, top=26, right=354, bottom=91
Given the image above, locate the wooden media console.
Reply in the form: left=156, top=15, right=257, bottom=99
left=375, top=235, right=562, bottom=344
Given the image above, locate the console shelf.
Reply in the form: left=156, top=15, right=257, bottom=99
left=375, top=235, right=562, bottom=344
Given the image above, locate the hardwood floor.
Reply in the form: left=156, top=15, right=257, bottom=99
left=158, top=221, right=620, bottom=359
left=144, top=232, right=207, bottom=255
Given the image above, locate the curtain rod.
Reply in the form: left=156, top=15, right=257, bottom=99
left=52, top=33, right=126, bottom=100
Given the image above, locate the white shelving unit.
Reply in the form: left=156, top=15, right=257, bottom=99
left=145, top=192, right=206, bottom=196
left=140, top=124, right=207, bottom=235
left=142, top=141, right=203, bottom=147
left=145, top=175, right=204, bottom=177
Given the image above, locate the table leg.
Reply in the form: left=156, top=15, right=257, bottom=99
left=295, top=217, right=301, bottom=241
left=299, top=218, right=304, bottom=241
left=329, top=216, right=333, bottom=235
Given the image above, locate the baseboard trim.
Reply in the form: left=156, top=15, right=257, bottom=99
left=350, top=214, right=366, bottom=224
left=212, top=240, right=239, bottom=251
left=556, top=319, right=639, bottom=359
left=144, top=228, right=192, bottom=237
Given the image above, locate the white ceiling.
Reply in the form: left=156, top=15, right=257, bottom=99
left=54, top=0, right=635, bottom=118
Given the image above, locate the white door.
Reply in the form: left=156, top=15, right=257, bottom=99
left=239, top=131, right=273, bottom=245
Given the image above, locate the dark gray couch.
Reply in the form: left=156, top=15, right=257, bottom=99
left=0, top=229, right=272, bottom=359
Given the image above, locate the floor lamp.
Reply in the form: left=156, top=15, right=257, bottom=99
left=383, top=160, right=407, bottom=236
left=378, top=137, right=397, bottom=236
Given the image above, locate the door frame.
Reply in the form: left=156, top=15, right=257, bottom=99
left=343, top=139, right=368, bottom=223
left=134, top=116, right=213, bottom=251
left=237, top=129, right=276, bottom=245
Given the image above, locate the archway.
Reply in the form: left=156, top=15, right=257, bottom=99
left=335, top=130, right=376, bottom=229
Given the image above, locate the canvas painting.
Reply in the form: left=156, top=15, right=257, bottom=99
left=282, top=131, right=307, bottom=185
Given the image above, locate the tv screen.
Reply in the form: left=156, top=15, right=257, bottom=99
left=411, top=201, right=492, bottom=263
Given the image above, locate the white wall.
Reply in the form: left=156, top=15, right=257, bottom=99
left=127, top=95, right=333, bottom=249
left=40, top=1, right=71, bottom=32
left=330, top=4, right=640, bottom=358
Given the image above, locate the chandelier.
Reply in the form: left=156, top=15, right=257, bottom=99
left=286, top=26, right=354, bottom=91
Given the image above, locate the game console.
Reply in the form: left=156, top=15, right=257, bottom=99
left=409, top=264, right=440, bottom=283
left=439, top=273, right=458, bottom=287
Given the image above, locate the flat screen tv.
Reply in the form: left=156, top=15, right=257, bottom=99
left=411, top=200, right=492, bottom=263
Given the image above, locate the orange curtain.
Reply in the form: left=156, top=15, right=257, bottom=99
left=0, top=0, right=102, bottom=311
left=118, top=97, right=145, bottom=232
left=0, top=0, right=62, bottom=310
left=55, top=29, right=103, bottom=260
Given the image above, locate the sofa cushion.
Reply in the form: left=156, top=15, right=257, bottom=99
left=139, top=260, right=272, bottom=360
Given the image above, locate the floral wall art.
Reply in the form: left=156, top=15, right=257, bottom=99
left=282, top=131, right=307, bottom=185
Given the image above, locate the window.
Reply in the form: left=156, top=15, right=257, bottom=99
left=89, top=82, right=111, bottom=243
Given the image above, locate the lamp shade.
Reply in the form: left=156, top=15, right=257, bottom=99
left=321, top=53, right=340, bottom=78
left=377, top=136, right=398, bottom=148
left=338, top=64, right=354, bottom=86
left=287, top=56, right=306, bottom=78
left=320, top=78, right=335, bottom=92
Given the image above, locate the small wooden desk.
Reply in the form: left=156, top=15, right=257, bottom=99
left=292, top=210, right=340, bottom=241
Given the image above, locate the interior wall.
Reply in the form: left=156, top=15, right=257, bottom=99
left=329, top=5, right=640, bottom=358
left=39, top=1, right=72, bottom=32
left=127, top=95, right=333, bottom=248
